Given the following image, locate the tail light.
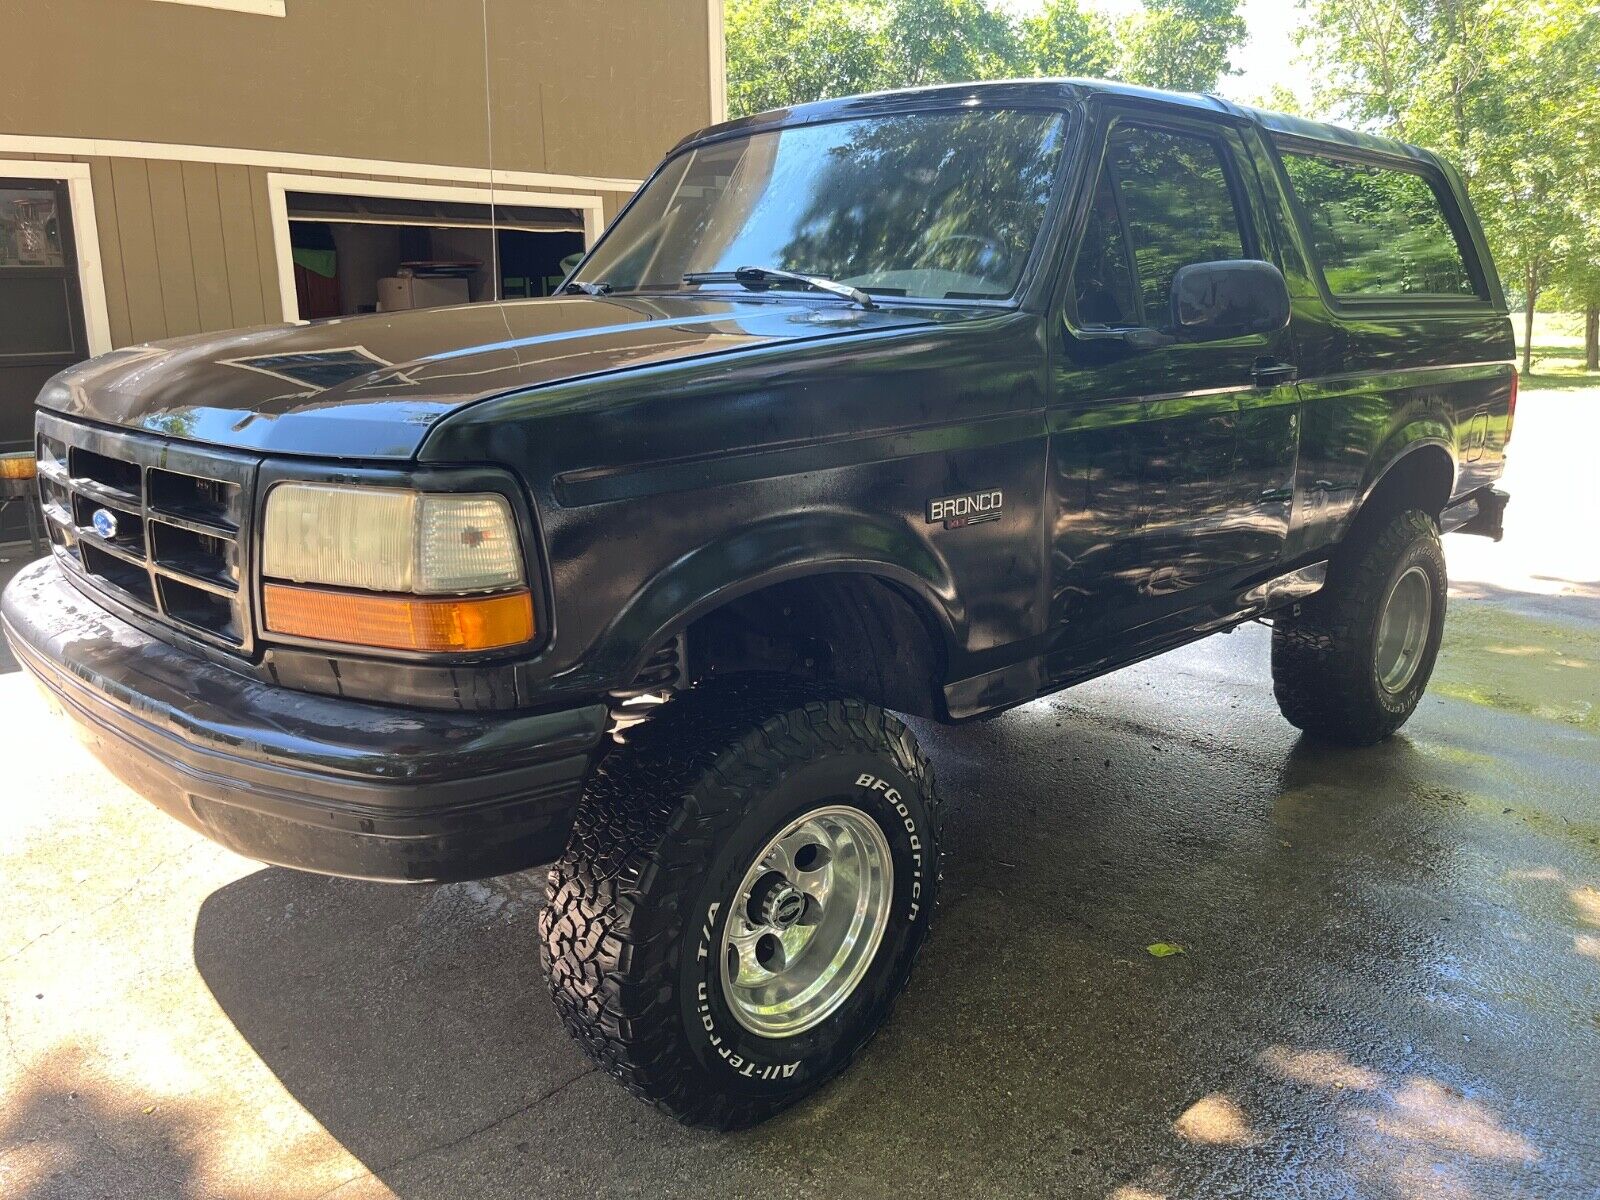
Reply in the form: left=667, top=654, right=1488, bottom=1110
left=1505, top=368, right=1518, bottom=449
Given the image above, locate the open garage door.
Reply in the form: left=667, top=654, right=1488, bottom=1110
left=284, top=190, right=588, bottom=320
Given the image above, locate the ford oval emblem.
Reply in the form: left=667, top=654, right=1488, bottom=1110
left=91, top=508, right=119, bottom=540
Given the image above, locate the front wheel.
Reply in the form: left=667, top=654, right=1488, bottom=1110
left=539, top=677, right=943, bottom=1129
left=1271, top=508, right=1447, bottom=745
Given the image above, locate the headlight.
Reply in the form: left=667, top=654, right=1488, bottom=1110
left=260, top=483, right=533, bottom=653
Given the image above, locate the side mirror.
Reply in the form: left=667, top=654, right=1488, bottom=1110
left=1170, top=260, right=1290, bottom=343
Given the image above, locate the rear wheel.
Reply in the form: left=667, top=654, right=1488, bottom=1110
left=539, top=676, right=942, bottom=1129
left=1271, top=508, right=1447, bottom=745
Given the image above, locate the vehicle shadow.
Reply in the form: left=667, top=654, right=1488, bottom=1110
left=190, top=692, right=1579, bottom=1197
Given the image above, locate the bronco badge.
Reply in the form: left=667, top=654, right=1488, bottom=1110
left=926, top=490, right=1003, bottom=530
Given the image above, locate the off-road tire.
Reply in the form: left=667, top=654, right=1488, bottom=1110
left=1271, top=507, right=1447, bottom=745
left=539, top=675, right=944, bottom=1130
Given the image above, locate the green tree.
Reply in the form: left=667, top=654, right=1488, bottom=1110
left=877, top=0, right=1022, bottom=87
left=1019, top=0, right=1117, bottom=78
left=1538, top=1, right=1600, bottom=371
left=725, top=0, right=1248, bottom=119
left=1118, top=0, right=1248, bottom=93
left=1549, top=238, right=1600, bottom=371
left=724, top=0, right=883, bottom=117
left=1472, top=12, right=1584, bottom=374
left=1298, top=0, right=1513, bottom=172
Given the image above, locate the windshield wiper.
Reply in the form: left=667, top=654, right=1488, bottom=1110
left=559, top=280, right=612, bottom=296
left=683, top=266, right=877, bottom=310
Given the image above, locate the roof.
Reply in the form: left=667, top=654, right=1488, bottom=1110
left=676, top=78, right=1438, bottom=169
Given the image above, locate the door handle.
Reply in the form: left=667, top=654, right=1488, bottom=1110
left=1252, top=358, right=1298, bottom=388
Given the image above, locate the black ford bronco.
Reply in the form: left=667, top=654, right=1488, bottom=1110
left=2, top=81, right=1515, bottom=1129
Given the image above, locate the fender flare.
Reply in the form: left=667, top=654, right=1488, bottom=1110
left=1345, top=426, right=1457, bottom=535
left=593, top=508, right=965, bottom=689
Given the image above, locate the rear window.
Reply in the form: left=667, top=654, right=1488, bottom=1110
left=1279, top=149, right=1480, bottom=299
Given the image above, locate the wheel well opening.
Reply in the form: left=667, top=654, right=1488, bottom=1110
left=678, top=573, right=949, bottom=719
left=1351, top=447, right=1454, bottom=541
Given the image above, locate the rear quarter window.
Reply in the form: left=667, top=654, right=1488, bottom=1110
left=1279, top=149, right=1481, bottom=300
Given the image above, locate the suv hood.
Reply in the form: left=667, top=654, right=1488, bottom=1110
left=38, top=295, right=942, bottom=460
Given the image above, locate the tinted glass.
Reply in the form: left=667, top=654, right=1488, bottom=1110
left=1281, top=151, right=1478, bottom=297
left=0, top=187, right=64, bottom=267
left=1070, top=167, right=1140, bottom=327
left=575, top=110, right=1068, bottom=301
left=1103, top=126, right=1247, bottom=325
left=0, top=276, right=75, bottom=355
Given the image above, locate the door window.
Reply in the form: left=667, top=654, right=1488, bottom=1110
left=0, top=187, right=65, bottom=267
left=0, top=277, right=75, bottom=354
left=0, top=178, right=86, bottom=453
left=1070, top=124, right=1247, bottom=330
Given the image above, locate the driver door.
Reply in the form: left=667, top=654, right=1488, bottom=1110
left=1046, top=109, right=1300, bottom=673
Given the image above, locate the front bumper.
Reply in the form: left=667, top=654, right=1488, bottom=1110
left=2, top=558, right=606, bottom=882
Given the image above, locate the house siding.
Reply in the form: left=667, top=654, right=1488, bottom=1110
left=0, top=0, right=714, bottom=182
left=2, top=152, right=640, bottom=346
left=0, top=0, right=710, bottom=349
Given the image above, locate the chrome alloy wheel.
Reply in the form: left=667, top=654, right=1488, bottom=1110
left=719, top=804, right=894, bottom=1038
left=1375, top=564, right=1433, bottom=694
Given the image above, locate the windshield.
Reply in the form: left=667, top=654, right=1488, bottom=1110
left=573, top=108, right=1068, bottom=303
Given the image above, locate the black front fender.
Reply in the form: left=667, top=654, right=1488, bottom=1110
left=592, top=507, right=965, bottom=690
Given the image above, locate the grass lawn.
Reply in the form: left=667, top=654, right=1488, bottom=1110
left=1517, top=310, right=1598, bottom=393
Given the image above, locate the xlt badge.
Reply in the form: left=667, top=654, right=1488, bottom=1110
left=927, top=490, right=1003, bottom=529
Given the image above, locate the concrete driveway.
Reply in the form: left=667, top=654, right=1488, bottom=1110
left=2, top=391, right=1596, bottom=1199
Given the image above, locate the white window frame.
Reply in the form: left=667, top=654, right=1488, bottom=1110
left=266, top=173, right=607, bottom=324
left=0, top=134, right=641, bottom=198
left=150, top=0, right=287, bottom=17
left=708, top=0, right=728, bottom=124
left=0, top=161, right=113, bottom=356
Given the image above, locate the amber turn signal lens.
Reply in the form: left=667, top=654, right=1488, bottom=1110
left=263, top=584, right=534, bottom=653
left=0, top=452, right=37, bottom=480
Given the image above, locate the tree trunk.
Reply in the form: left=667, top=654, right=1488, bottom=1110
left=1587, top=304, right=1599, bottom=373
left=1522, top=264, right=1538, bottom=378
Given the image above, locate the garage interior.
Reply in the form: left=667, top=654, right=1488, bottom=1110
left=285, top=192, right=588, bottom=320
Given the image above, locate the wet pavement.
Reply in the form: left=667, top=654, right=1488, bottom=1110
left=1, top=391, right=1596, bottom=1199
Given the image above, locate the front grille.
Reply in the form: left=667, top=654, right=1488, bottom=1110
left=35, top=413, right=260, bottom=654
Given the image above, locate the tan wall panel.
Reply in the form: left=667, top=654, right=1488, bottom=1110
left=1, top=0, right=714, bottom=182
left=84, top=158, right=134, bottom=348
left=146, top=161, right=203, bottom=337
left=527, top=3, right=712, bottom=178
left=180, top=162, right=235, bottom=331
left=214, top=165, right=267, bottom=328
left=601, top=191, right=631, bottom=227
left=108, top=159, right=168, bottom=345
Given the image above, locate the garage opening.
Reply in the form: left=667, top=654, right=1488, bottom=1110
left=285, top=191, right=587, bottom=320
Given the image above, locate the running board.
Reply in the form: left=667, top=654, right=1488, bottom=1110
left=1242, top=561, right=1328, bottom=611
